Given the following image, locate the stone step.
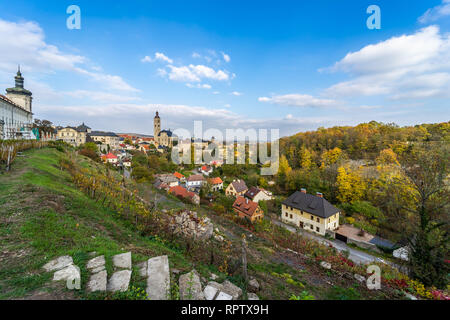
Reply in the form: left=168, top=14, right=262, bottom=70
left=112, top=252, right=132, bottom=269
left=87, top=255, right=106, bottom=273
left=107, top=270, right=132, bottom=292
left=146, top=255, right=170, bottom=300
left=87, top=270, right=107, bottom=292
left=179, top=270, right=205, bottom=300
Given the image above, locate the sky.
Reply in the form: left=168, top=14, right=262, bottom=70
left=0, top=0, right=449, bottom=138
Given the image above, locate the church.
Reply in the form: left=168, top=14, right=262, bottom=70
left=0, top=67, right=34, bottom=140
left=153, top=111, right=176, bottom=148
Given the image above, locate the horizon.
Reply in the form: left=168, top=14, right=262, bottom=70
left=1, top=1, right=449, bottom=138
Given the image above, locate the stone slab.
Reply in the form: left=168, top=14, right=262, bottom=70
left=112, top=252, right=132, bottom=269
left=203, top=285, right=219, bottom=300
left=146, top=255, right=170, bottom=300
left=53, top=264, right=80, bottom=282
left=87, top=270, right=107, bottom=292
left=107, top=270, right=132, bottom=292
left=222, top=280, right=242, bottom=300
left=43, top=256, right=73, bottom=272
left=215, top=291, right=233, bottom=300
left=247, top=292, right=260, bottom=300
left=179, top=270, right=205, bottom=300
left=87, top=255, right=105, bottom=271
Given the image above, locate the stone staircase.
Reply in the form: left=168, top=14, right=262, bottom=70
left=42, top=252, right=259, bottom=300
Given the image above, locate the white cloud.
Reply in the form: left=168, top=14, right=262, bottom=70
left=186, top=83, right=212, bottom=89
left=221, top=52, right=230, bottom=62
left=141, top=52, right=173, bottom=64
left=231, top=91, right=242, bottom=96
left=419, top=0, right=450, bottom=24
left=163, top=64, right=229, bottom=83
left=64, top=90, right=141, bottom=103
left=324, top=26, right=450, bottom=99
left=258, top=94, right=338, bottom=108
left=0, top=19, right=137, bottom=92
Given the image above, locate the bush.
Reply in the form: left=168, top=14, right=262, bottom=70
left=79, top=148, right=100, bottom=162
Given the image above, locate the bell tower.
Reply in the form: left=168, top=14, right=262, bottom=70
left=6, top=66, right=33, bottom=113
left=154, top=111, right=161, bottom=144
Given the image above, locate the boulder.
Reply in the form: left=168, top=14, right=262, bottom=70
left=247, top=292, right=260, bottom=300
left=222, top=280, right=243, bottom=300
left=107, top=270, right=132, bottom=292
left=179, top=270, right=205, bottom=300
left=87, top=270, right=107, bottom=292
left=146, top=256, right=170, bottom=300
left=203, top=285, right=219, bottom=300
left=215, top=291, right=233, bottom=300
left=112, top=252, right=132, bottom=269
left=248, top=278, right=260, bottom=292
left=320, top=261, right=332, bottom=270
left=43, top=256, right=73, bottom=272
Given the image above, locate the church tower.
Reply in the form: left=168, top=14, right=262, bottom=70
left=6, top=66, right=32, bottom=113
left=154, top=111, right=161, bottom=144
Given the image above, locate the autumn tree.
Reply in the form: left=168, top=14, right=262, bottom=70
left=336, top=166, right=366, bottom=204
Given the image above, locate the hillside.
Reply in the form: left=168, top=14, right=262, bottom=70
left=0, top=146, right=405, bottom=300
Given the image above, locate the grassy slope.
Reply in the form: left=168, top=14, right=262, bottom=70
left=0, top=147, right=396, bottom=300
left=0, top=147, right=214, bottom=299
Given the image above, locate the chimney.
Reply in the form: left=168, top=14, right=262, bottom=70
left=316, top=192, right=323, bottom=198
left=301, top=188, right=307, bottom=194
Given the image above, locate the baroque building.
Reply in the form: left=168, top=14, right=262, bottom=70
left=0, top=67, right=34, bottom=140
left=153, top=111, right=176, bottom=148
left=56, top=123, right=91, bottom=146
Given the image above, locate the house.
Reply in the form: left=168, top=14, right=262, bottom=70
left=244, top=186, right=273, bottom=203
left=173, top=172, right=186, bottom=183
left=186, top=174, right=205, bottom=188
left=154, top=180, right=169, bottom=191
left=169, top=185, right=200, bottom=205
left=208, top=177, right=223, bottom=191
left=88, top=131, right=120, bottom=149
left=57, top=123, right=91, bottom=147
left=232, top=196, right=264, bottom=222
left=200, top=165, right=213, bottom=176
left=155, top=174, right=179, bottom=188
left=104, top=152, right=118, bottom=164
left=225, top=179, right=248, bottom=197
left=122, top=158, right=132, bottom=168
left=281, top=188, right=340, bottom=236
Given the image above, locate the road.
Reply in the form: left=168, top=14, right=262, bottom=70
left=270, top=218, right=390, bottom=266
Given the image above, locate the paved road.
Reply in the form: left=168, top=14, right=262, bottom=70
left=270, top=218, right=389, bottom=266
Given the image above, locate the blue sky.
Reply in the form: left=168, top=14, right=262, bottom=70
left=0, top=0, right=449, bottom=137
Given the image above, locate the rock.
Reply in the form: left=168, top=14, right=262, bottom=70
left=91, top=266, right=106, bottom=273
left=179, top=270, right=205, bottom=300
left=215, top=291, right=233, bottom=300
left=320, top=261, right=332, bottom=270
left=87, top=255, right=105, bottom=271
left=107, top=270, right=132, bottom=292
left=210, top=273, right=218, bottom=280
left=222, top=280, right=243, bottom=300
left=136, top=261, right=147, bottom=277
left=53, top=264, right=80, bottom=282
left=404, top=292, right=418, bottom=300
left=146, top=256, right=170, bottom=300
left=207, top=281, right=223, bottom=292
left=112, top=252, right=132, bottom=269
left=247, top=292, right=260, bottom=300
left=203, top=285, right=219, bottom=300
left=354, top=274, right=365, bottom=283
left=87, top=270, right=107, bottom=292
left=248, top=278, right=260, bottom=292
left=43, top=256, right=73, bottom=272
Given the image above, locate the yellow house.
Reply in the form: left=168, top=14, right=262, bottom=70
left=281, top=189, right=340, bottom=236
left=225, top=179, right=248, bottom=197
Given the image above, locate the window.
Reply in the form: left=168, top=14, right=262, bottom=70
left=316, top=217, right=320, bottom=223
left=290, top=214, right=293, bottom=219
left=316, top=227, right=320, bottom=232
left=310, top=225, right=313, bottom=230
left=334, top=222, right=336, bottom=228
left=311, top=215, right=314, bottom=220
left=285, top=212, right=288, bottom=217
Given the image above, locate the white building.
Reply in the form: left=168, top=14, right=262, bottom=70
left=0, top=68, right=34, bottom=140
left=186, top=174, right=205, bottom=188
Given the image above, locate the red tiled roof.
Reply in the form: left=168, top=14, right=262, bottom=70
left=174, top=172, right=185, bottom=179
left=169, top=185, right=196, bottom=199
left=106, top=152, right=117, bottom=159
left=187, top=174, right=204, bottom=182
left=233, top=196, right=259, bottom=217
left=208, top=177, right=223, bottom=185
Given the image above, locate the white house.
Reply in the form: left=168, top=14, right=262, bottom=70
left=186, top=174, right=205, bottom=188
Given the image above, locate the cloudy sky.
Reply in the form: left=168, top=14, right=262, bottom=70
left=0, top=0, right=449, bottom=138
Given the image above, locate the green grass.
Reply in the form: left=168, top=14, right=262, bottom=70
left=0, top=147, right=210, bottom=299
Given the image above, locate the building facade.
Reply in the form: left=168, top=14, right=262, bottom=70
left=281, top=189, right=340, bottom=236
left=57, top=123, right=91, bottom=146
left=153, top=111, right=176, bottom=148
left=88, top=131, right=120, bottom=149
left=0, top=68, right=34, bottom=140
